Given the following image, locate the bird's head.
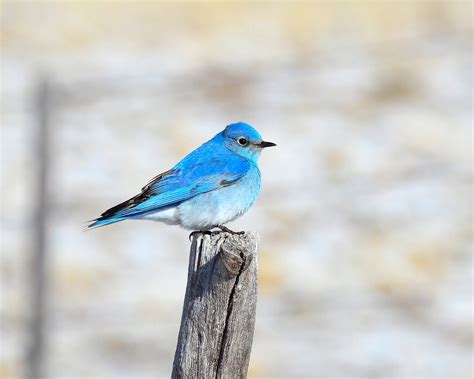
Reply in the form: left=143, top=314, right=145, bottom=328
left=222, top=122, right=276, bottom=162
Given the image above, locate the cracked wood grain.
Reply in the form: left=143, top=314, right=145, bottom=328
left=172, top=231, right=258, bottom=379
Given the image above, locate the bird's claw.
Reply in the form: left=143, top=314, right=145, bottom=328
left=188, top=230, right=216, bottom=242
left=189, top=230, right=204, bottom=241
left=216, top=225, right=245, bottom=235
left=188, top=226, right=244, bottom=241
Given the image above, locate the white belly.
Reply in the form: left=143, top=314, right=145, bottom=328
left=138, top=206, right=180, bottom=225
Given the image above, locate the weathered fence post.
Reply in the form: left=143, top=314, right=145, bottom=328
left=172, top=231, right=258, bottom=379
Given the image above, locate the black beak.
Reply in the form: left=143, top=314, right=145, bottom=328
left=258, top=141, right=277, bottom=148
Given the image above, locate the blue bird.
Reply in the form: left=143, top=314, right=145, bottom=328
left=88, top=122, right=276, bottom=232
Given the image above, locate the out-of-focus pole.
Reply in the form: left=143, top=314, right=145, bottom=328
left=26, top=76, right=50, bottom=379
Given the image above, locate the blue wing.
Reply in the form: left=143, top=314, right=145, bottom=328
left=88, top=148, right=250, bottom=228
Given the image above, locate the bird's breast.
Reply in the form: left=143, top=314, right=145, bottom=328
left=176, top=166, right=261, bottom=230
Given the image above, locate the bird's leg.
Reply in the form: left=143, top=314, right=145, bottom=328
left=216, top=225, right=245, bottom=235
left=189, top=226, right=244, bottom=241
left=188, top=230, right=213, bottom=242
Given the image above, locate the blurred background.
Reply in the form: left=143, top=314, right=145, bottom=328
left=1, top=1, right=472, bottom=378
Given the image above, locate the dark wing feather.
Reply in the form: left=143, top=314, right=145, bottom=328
left=99, top=169, right=175, bottom=218
left=141, top=169, right=175, bottom=192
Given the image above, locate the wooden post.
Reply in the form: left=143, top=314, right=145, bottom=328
left=172, top=231, right=258, bottom=379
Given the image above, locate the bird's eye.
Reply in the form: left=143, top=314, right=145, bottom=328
left=237, top=137, right=248, bottom=146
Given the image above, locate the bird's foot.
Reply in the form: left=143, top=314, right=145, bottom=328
left=188, top=226, right=244, bottom=241
left=216, top=225, right=245, bottom=235
left=188, top=230, right=219, bottom=241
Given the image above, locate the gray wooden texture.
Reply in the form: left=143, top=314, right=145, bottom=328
left=172, top=231, right=258, bottom=379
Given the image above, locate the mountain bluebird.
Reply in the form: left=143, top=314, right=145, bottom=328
left=88, top=122, right=276, bottom=232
